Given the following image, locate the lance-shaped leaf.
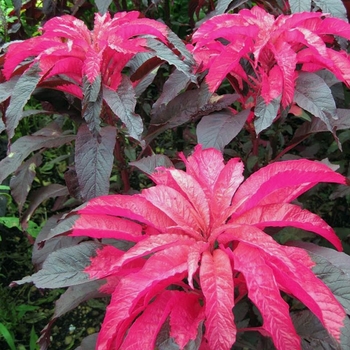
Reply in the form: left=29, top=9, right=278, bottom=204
left=75, top=124, right=116, bottom=201
left=119, top=291, right=175, bottom=349
left=12, top=242, right=102, bottom=288
left=233, top=243, right=301, bottom=349
left=82, top=75, right=103, bottom=136
left=10, top=153, right=42, bottom=212
left=294, top=72, right=338, bottom=134
left=95, top=245, right=191, bottom=349
left=231, top=203, right=343, bottom=251
left=0, top=132, right=75, bottom=184
left=199, top=249, right=235, bottom=350
left=169, top=292, right=205, bottom=349
left=292, top=242, right=350, bottom=314
left=103, top=84, right=143, bottom=141
left=5, top=64, right=42, bottom=138
left=230, top=158, right=346, bottom=215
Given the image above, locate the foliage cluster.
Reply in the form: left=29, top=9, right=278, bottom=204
left=1, top=0, right=350, bottom=349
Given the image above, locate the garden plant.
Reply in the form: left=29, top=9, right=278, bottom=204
left=1, top=0, right=350, bottom=349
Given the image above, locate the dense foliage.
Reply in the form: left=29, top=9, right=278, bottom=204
left=1, top=0, right=350, bottom=349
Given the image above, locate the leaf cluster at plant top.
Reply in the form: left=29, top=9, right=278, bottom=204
left=1, top=0, right=350, bottom=349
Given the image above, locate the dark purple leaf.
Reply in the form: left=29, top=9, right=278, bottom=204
left=291, top=242, right=350, bottom=314
left=82, top=75, right=103, bottom=137
left=254, top=96, right=281, bottom=135
left=5, top=64, right=42, bottom=138
left=294, top=72, right=337, bottom=133
left=10, top=153, right=42, bottom=212
left=75, top=124, right=116, bottom=201
left=103, top=80, right=143, bottom=141
left=147, top=88, right=238, bottom=143
left=165, top=30, right=197, bottom=73
left=152, top=69, right=192, bottom=111
left=41, top=215, right=80, bottom=242
left=291, top=309, right=344, bottom=350
left=0, top=77, right=19, bottom=103
left=64, top=167, right=82, bottom=200
left=21, top=184, right=69, bottom=229
left=94, top=0, right=112, bottom=14
left=197, top=108, right=249, bottom=151
left=146, top=38, right=194, bottom=80
left=0, top=133, right=75, bottom=184
left=75, top=333, right=99, bottom=350
left=130, top=154, right=174, bottom=176
left=32, top=215, right=83, bottom=269
left=12, top=241, right=102, bottom=288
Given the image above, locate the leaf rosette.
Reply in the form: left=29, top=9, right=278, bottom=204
left=191, top=6, right=350, bottom=134
left=18, top=145, right=350, bottom=350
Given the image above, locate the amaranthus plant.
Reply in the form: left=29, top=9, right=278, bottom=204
left=191, top=6, right=350, bottom=146
left=0, top=9, right=195, bottom=217
left=14, top=146, right=350, bottom=349
left=3, top=1, right=350, bottom=349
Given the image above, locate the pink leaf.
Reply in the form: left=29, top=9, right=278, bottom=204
left=169, top=292, right=205, bottom=349
left=266, top=249, right=347, bottom=343
left=119, top=291, right=174, bottom=350
left=180, top=145, right=225, bottom=200
left=199, top=249, right=236, bottom=350
left=233, top=243, right=301, bottom=349
left=77, top=194, right=176, bottom=231
left=96, top=245, right=192, bottom=349
left=70, top=214, right=143, bottom=241
left=142, top=185, right=204, bottom=238
left=230, top=159, right=346, bottom=215
left=151, top=168, right=210, bottom=232
left=231, top=203, right=342, bottom=251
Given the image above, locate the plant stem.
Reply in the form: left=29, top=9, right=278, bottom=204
left=114, top=136, right=130, bottom=193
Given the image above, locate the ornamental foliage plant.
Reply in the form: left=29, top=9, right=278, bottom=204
left=2, top=0, right=350, bottom=349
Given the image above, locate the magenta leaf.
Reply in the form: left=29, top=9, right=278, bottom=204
left=199, top=249, right=236, bottom=350
left=12, top=242, right=102, bottom=288
left=196, top=108, right=249, bottom=151
left=169, top=293, right=205, bottom=348
left=75, top=124, right=116, bottom=201
left=231, top=203, right=342, bottom=251
left=230, top=158, right=346, bottom=215
left=233, top=243, right=301, bottom=349
left=96, top=245, right=191, bottom=349
left=119, top=291, right=174, bottom=349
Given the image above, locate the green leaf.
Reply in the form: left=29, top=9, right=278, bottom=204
left=0, top=322, right=16, bottom=350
